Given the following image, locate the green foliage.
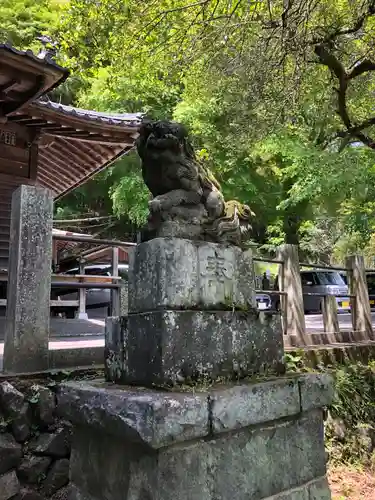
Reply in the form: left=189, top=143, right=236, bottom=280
left=331, top=363, right=375, bottom=425
left=5, top=0, right=375, bottom=256
left=110, top=152, right=150, bottom=226
left=0, top=0, right=65, bottom=51
left=326, top=361, right=375, bottom=466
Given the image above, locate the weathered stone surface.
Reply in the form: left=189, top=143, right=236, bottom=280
left=104, top=316, right=127, bottom=384
left=307, top=476, right=331, bottom=500
left=120, top=282, right=129, bottom=316
left=0, top=382, right=25, bottom=416
left=126, top=309, right=284, bottom=385
left=50, top=485, right=73, bottom=500
left=3, top=185, right=53, bottom=373
left=28, top=428, right=71, bottom=458
left=129, top=238, right=256, bottom=313
left=211, top=410, right=326, bottom=500
left=12, top=403, right=32, bottom=442
left=246, top=477, right=331, bottom=499
left=143, top=205, right=208, bottom=242
left=298, top=374, right=334, bottom=412
left=211, top=378, right=300, bottom=434
left=57, top=374, right=332, bottom=451
left=0, top=433, right=22, bottom=474
left=61, top=484, right=94, bottom=500
left=17, top=455, right=52, bottom=484
left=0, top=470, right=20, bottom=500
left=30, top=386, right=56, bottom=426
left=57, top=382, right=209, bottom=449
left=41, top=459, right=69, bottom=496
left=68, top=409, right=328, bottom=500
left=268, top=485, right=309, bottom=500
left=0, top=381, right=32, bottom=442
left=12, top=488, right=46, bottom=500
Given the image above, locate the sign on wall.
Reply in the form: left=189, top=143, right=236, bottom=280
left=0, top=129, right=16, bottom=147
left=0, top=123, right=32, bottom=178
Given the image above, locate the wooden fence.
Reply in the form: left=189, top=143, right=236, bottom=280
left=255, top=244, right=375, bottom=350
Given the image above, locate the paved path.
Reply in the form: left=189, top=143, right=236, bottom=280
left=305, top=312, right=356, bottom=332
left=0, top=317, right=105, bottom=339
left=0, top=336, right=105, bottom=371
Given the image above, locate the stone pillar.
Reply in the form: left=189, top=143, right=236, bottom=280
left=322, top=295, right=340, bottom=335
left=119, top=281, right=128, bottom=316
left=76, top=260, right=88, bottom=320
left=277, top=244, right=306, bottom=339
left=110, top=247, right=120, bottom=316
left=346, top=254, right=373, bottom=339
left=104, top=316, right=127, bottom=383
left=3, top=185, right=53, bottom=373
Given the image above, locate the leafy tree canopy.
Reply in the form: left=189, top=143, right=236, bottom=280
left=5, top=0, right=375, bottom=260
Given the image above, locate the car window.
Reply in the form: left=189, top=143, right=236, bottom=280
left=314, top=271, right=346, bottom=286
left=301, top=272, right=316, bottom=285
left=367, top=274, right=375, bottom=294
left=85, top=267, right=111, bottom=276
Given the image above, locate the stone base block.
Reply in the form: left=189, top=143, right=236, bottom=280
left=129, top=238, right=256, bottom=313
left=104, top=316, right=128, bottom=383
left=57, top=374, right=333, bottom=500
left=124, top=309, right=284, bottom=385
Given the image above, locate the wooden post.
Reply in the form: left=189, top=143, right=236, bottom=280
left=76, top=259, right=88, bottom=320
left=322, top=295, right=339, bottom=335
left=346, top=254, right=373, bottom=339
left=111, top=246, right=120, bottom=316
left=4, top=185, right=53, bottom=373
left=277, top=244, right=306, bottom=339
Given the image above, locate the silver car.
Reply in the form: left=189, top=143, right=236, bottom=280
left=273, top=270, right=350, bottom=314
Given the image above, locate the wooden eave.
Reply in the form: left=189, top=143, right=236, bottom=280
left=0, top=45, right=69, bottom=116
left=7, top=102, right=141, bottom=199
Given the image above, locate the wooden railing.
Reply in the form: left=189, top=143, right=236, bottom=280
left=0, top=235, right=136, bottom=319
left=256, top=245, right=374, bottom=348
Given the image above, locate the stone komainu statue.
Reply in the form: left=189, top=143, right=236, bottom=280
left=136, top=120, right=254, bottom=246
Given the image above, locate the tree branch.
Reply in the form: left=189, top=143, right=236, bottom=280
left=337, top=117, right=375, bottom=138
left=348, top=59, right=375, bottom=79
left=314, top=19, right=375, bottom=152
left=315, top=44, right=351, bottom=128
left=314, top=0, right=375, bottom=44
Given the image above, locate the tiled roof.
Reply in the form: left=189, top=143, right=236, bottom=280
left=0, top=43, right=69, bottom=75
left=34, top=100, right=142, bottom=127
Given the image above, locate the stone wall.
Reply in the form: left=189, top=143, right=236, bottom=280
left=0, top=381, right=71, bottom=500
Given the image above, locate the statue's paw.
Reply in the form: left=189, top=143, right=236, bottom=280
left=149, top=198, right=162, bottom=212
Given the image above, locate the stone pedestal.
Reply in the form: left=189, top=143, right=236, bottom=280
left=78, top=236, right=332, bottom=499
left=3, top=185, right=53, bottom=373
left=106, top=310, right=283, bottom=385
left=117, top=238, right=284, bottom=386
left=57, top=374, right=333, bottom=500
left=129, top=238, right=256, bottom=312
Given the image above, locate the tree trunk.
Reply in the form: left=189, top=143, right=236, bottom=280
left=283, top=214, right=300, bottom=245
